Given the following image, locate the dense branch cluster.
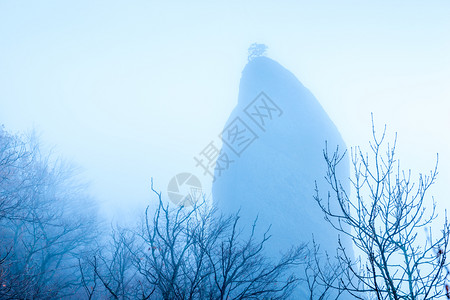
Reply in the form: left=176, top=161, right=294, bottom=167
left=1, top=120, right=448, bottom=299
left=78, top=180, right=305, bottom=299
left=0, top=126, right=98, bottom=298
left=312, top=120, right=449, bottom=299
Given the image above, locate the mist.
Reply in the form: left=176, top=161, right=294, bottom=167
left=1, top=1, right=450, bottom=298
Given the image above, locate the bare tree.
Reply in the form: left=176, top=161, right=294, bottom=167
left=202, top=214, right=303, bottom=300
left=84, top=179, right=305, bottom=299
left=135, top=180, right=306, bottom=299
left=81, top=227, right=144, bottom=300
left=302, top=240, right=346, bottom=300
left=0, top=127, right=99, bottom=298
left=79, top=256, right=98, bottom=300
left=313, top=119, right=449, bottom=299
left=0, top=126, right=34, bottom=222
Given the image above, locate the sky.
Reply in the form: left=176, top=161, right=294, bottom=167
left=0, top=0, right=449, bottom=222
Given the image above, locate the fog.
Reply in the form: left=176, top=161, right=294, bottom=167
left=1, top=1, right=449, bottom=220
left=1, top=1, right=450, bottom=298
